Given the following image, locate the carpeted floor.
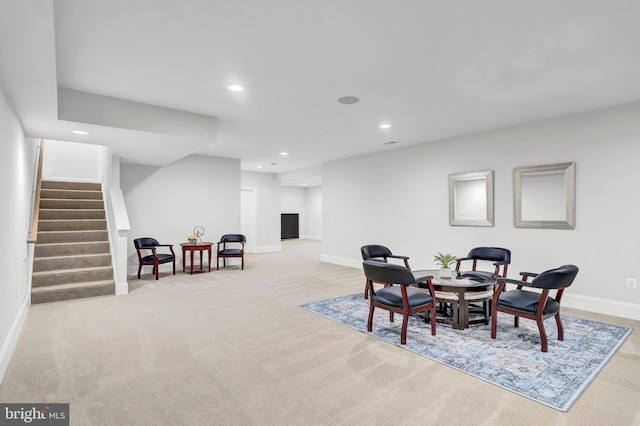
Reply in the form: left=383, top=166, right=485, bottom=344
left=1, top=240, right=640, bottom=425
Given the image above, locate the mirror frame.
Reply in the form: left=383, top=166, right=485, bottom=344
left=449, top=170, right=494, bottom=227
left=514, top=162, right=575, bottom=229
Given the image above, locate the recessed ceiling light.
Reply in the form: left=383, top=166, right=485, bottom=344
left=379, top=124, right=391, bottom=129
left=338, top=96, right=359, bottom=104
left=256, top=165, right=263, bottom=169
left=302, top=183, right=307, bottom=187
left=72, top=130, right=88, bottom=135
left=228, top=84, right=244, bottom=92
left=280, top=152, right=288, bottom=156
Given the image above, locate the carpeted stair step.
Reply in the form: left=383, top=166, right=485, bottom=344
left=37, top=230, right=108, bottom=244
left=39, top=198, right=104, bottom=210
left=39, top=209, right=105, bottom=220
left=41, top=181, right=101, bottom=191
left=33, top=253, right=112, bottom=272
left=38, top=219, right=107, bottom=231
left=32, top=266, right=114, bottom=287
left=40, top=188, right=102, bottom=200
left=31, top=280, right=115, bottom=304
left=35, top=241, right=110, bottom=257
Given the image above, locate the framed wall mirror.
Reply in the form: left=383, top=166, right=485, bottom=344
left=514, top=162, right=575, bottom=229
left=449, top=170, right=494, bottom=227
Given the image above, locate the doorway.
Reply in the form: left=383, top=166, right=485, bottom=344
left=240, top=188, right=257, bottom=253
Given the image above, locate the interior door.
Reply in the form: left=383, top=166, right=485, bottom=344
left=240, top=188, right=256, bottom=253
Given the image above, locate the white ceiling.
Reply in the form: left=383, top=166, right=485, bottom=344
left=1, top=1, right=640, bottom=185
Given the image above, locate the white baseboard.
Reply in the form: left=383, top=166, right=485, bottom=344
left=563, top=294, right=640, bottom=321
left=0, top=296, right=29, bottom=385
left=322, top=255, right=640, bottom=322
left=321, top=254, right=360, bottom=269
left=115, top=280, right=129, bottom=296
left=300, top=235, right=322, bottom=241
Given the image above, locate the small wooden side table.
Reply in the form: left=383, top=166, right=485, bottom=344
left=180, top=242, right=213, bottom=275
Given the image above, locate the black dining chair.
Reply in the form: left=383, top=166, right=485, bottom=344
left=360, top=244, right=431, bottom=299
left=133, top=237, right=176, bottom=280
left=362, top=259, right=436, bottom=344
left=455, top=247, right=511, bottom=280
left=491, top=264, right=579, bottom=352
left=454, top=247, right=511, bottom=322
left=216, top=234, right=246, bottom=270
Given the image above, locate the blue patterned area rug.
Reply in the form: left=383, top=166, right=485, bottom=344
left=299, top=293, right=631, bottom=412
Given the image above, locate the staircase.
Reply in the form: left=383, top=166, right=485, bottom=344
left=32, top=181, right=115, bottom=304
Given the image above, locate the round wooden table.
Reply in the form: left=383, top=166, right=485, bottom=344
left=415, top=269, right=495, bottom=329
left=180, top=242, right=213, bottom=274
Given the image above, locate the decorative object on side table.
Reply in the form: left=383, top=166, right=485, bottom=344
left=434, top=252, right=456, bottom=278
left=189, top=226, right=205, bottom=244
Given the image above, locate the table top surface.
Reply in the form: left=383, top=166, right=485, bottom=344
left=413, top=269, right=494, bottom=288
left=180, top=242, right=214, bottom=247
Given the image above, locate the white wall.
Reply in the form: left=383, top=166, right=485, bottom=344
left=121, top=155, right=240, bottom=274
left=241, top=171, right=282, bottom=252
left=306, top=186, right=322, bottom=240
left=42, top=139, right=102, bottom=182
left=322, top=102, right=640, bottom=320
left=0, top=84, right=37, bottom=383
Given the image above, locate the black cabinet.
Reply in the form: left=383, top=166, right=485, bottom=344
left=281, top=213, right=299, bottom=239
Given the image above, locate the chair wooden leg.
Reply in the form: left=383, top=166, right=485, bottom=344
left=400, top=314, right=409, bottom=344
left=241, top=256, right=244, bottom=270
left=364, top=279, right=369, bottom=299
left=216, top=256, right=219, bottom=270
left=367, top=305, right=375, bottom=332
left=389, top=312, right=394, bottom=322
left=490, top=307, right=498, bottom=339
left=137, top=265, right=142, bottom=279
left=172, top=261, right=176, bottom=275
left=536, top=319, right=548, bottom=352
left=555, top=313, right=564, bottom=341
left=430, top=307, right=436, bottom=336
left=514, top=316, right=519, bottom=328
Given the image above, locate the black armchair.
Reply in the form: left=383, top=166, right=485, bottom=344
left=491, top=264, right=579, bottom=352
left=449, top=247, right=511, bottom=324
left=455, top=247, right=511, bottom=280
left=362, top=260, right=436, bottom=344
left=360, top=245, right=430, bottom=299
left=133, top=237, right=176, bottom=280
left=217, top=234, right=246, bottom=270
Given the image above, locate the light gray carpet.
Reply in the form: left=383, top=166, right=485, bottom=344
left=1, top=240, right=640, bottom=425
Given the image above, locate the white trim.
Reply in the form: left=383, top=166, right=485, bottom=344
left=0, top=296, right=29, bottom=385
left=301, top=235, right=322, bottom=241
left=321, top=254, right=360, bottom=269
left=563, top=294, right=640, bottom=321
left=115, top=281, right=129, bottom=296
